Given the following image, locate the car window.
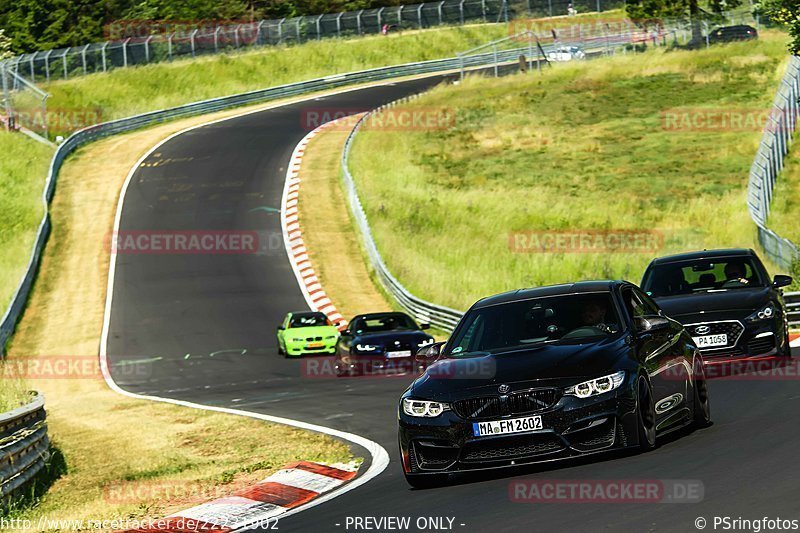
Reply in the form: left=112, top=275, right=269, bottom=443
left=447, top=292, right=621, bottom=356
left=634, top=288, right=661, bottom=315
left=289, top=313, right=330, bottom=328
left=351, top=314, right=418, bottom=333
left=643, top=256, right=767, bottom=297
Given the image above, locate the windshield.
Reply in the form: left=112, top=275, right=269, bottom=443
left=351, top=313, right=418, bottom=334
left=643, top=257, right=767, bottom=297
left=289, top=313, right=331, bottom=328
left=446, top=292, right=621, bottom=356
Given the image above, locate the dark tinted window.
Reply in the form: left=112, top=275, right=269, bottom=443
left=643, top=256, right=767, bottom=297
left=447, top=292, right=622, bottom=356
left=350, top=313, right=418, bottom=333
left=289, top=312, right=331, bottom=328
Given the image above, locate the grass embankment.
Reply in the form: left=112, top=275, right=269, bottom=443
left=0, top=133, right=52, bottom=312
left=298, top=124, right=394, bottom=319
left=767, top=151, right=800, bottom=248
left=3, top=103, right=353, bottom=526
left=350, top=32, right=792, bottom=311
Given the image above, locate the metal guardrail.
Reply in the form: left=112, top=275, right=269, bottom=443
left=341, top=107, right=465, bottom=332
left=339, top=28, right=684, bottom=332
left=0, top=43, right=581, bottom=353
left=0, top=392, right=49, bottom=506
left=786, top=291, right=800, bottom=327
left=747, top=55, right=800, bottom=271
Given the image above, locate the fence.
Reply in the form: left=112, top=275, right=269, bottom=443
left=2, top=35, right=629, bottom=353
left=0, top=392, right=49, bottom=506
left=746, top=55, right=800, bottom=271
left=0, top=0, right=631, bottom=84
left=0, top=66, right=49, bottom=138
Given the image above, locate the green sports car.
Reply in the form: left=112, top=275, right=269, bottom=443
left=277, top=311, right=340, bottom=357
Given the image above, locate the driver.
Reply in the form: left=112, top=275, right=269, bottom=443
left=579, top=299, right=608, bottom=328
left=724, top=262, right=749, bottom=285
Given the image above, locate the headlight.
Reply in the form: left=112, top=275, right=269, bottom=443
left=402, top=399, right=449, bottom=418
left=565, top=371, right=626, bottom=398
left=355, top=344, right=380, bottom=352
left=417, top=338, right=435, bottom=348
left=746, top=303, right=776, bottom=323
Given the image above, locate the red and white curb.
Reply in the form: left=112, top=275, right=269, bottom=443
left=790, top=332, right=799, bottom=348
left=125, top=461, right=358, bottom=532
left=282, top=122, right=347, bottom=330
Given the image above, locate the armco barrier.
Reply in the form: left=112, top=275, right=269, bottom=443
left=0, top=46, right=550, bottom=355
left=341, top=108, right=465, bottom=332
left=787, top=292, right=800, bottom=327
left=0, top=392, right=49, bottom=506
left=746, top=55, right=800, bottom=271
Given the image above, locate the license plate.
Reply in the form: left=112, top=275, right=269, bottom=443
left=386, top=350, right=411, bottom=358
left=693, top=334, right=728, bottom=348
left=473, top=415, right=543, bottom=437
left=306, top=342, right=324, bottom=349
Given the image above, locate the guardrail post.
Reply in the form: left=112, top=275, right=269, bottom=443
left=460, top=0, right=465, bottom=24
left=438, top=2, right=445, bottom=24
left=81, top=44, right=89, bottom=75
left=316, top=15, right=323, bottom=39
left=418, top=4, right=424, bottom=28
left=378, top=8, right=384, bottom=29
left=356, top=10, right=364, bottom=34
left=62, top=48, right=69, bottom=79
left=337, top=13, right=344, bottom=37
left=144, top=36, right=153, bottom=63
left=398, top=6, right=404, bottom=27
left=44, top=50, right=52, bottom=83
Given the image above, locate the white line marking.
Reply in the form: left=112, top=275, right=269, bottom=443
left=99, top=86, right=396, bottom=532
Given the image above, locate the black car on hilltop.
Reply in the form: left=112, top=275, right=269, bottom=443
left=708, top=25, right=758, bottom=44
left=398, top=281, right=710, bottom=487
left=335, top=312, right=434, bottom=377
left=641, top=249, right=793, bottom=362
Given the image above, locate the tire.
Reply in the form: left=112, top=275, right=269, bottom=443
left=783, top=330, right=793, bottom=358
left=403, top=472, right=449, bottom=489
left=692, top=365, right=712, bottom=428
left=636, top=376, right=656, bottom=451
left=277, top=342, right=285, bottom=356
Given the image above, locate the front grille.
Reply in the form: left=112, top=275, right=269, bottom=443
left=452, top=397, right=502, bottom=420
left=687, top=321, right=744, bottom=351
left=453, top=389, right=560, bottom=421
left=461, top=434, right=564, bottom=462
left=748, top=335, right=776, bottom=355
left=507, top=389, right=561, bottom=415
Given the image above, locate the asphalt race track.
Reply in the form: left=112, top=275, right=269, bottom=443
left=106, top=75, right=800, bottom=532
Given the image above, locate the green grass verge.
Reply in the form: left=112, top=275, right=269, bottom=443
left=350, top=32, right=792, bottom=311
left=39, top=12, right=626, bottom=128
left=0, top=132, right=53, bottom=313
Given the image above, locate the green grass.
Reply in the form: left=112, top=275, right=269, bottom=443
left=0, top=132, right=53, bottom=313
left=0, top=372, right=31, bottom=412
left=38, top=11, right=628, bottom=129
left=350, top=32, right=792, bottom=310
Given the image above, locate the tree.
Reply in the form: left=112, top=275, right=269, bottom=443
left=757, top=0, right=800, bottom=52
left=0, top=29, right=11, bottom=59
left=626, top=0, right=742, bottom=43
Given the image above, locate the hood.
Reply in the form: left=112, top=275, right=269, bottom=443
left=411, top=337, right=630, bottom=400
left=353, top=329, right=432, bottom=347
left=654, top=287, right=771, bottom=319
left=284, top=325, right=338, bottom=338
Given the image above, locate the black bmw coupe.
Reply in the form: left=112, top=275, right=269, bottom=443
left=335, top=312, right=434, bottom=377
left=398, top=281, right=710, bottom=487
left=641, top=249, right=793, bottom=362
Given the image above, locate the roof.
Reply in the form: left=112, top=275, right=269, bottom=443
left=647, top=248, right=755, bottom=266
left=472, top=280, right=622, bottom=309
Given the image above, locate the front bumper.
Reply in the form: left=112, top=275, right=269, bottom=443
left=686, top=317, right=786, bottom=363
left=398, top=390, right=638, bottom=474
left=285, top=340, right=337, bottom=357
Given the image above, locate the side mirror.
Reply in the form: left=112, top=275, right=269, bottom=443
left=277, top=325, right=285, bottom=331
left=773, top=274, right=793, bottom=289
left=415, top=341, right=446, bottom=362
left=420, top=323, right=431, bottom=330
left=341, top=329, right=351, bottom=336
left=634, top=315, right=670, bottom=335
